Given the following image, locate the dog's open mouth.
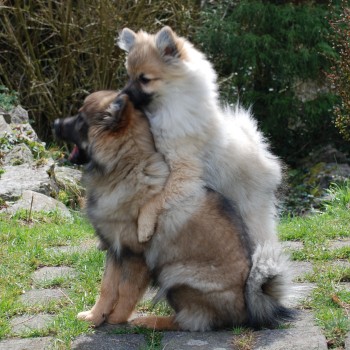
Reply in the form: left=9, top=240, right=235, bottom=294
left=69, top=145, right=80, bottom=162
left=68, top=144, right=89, bottom=165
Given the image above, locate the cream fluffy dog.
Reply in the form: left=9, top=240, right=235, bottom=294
left=118, top=26, right=283, bottom=249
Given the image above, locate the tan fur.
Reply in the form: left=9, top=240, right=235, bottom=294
left=131, top=315, right=179, bottom=331
left=68, top=91, right=252, bottom=330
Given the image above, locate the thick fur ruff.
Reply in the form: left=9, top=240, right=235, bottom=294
left=118, top=26, right=282, bottom=246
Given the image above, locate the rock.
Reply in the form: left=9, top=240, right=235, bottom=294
left=294, top=79, right=330, bottom=103
left=10, top=314, right=54, bottom=334
left=71, top=333, right=146, bottom=350
left=0, top=161, right=54, bottom=201
left=253, top=326, right=328, bottom=350
left=4, top=190, right=72, bottom=220
left=291, top=310, right=318, bottom=329
left=345, top=331, right=350, bottom=350
left=8, top=105, right=29, bottom=124
left=327, top=259, right=350, bottom=269
left=0, top=337, right=53, bottom=350
left=336, top=282, right=350, bottom=293
left=0, top=107, right=11, bottom=123
left=19, top=289, right=66, bottom=307
left=284, top=283, right=316, bottom=308
left=161, top=331, right=234, bottom=350
left=290, top=261, right=314, bottom=281
left=32, top=266, right=76, bottom=284
left=303, top=145, right=349, bottom=165
left=50, top=164, right=84, bottom=196
left=45, top=242, right=95, bottom=256
left=3, top=144, right=34, bottom=166
left=328, top=238, right=350, bottom=250
left=0, top=114, right=12, bottom=138
left=10, top=123, right=40, bottom=143
left=304, top=162, right=350, bottom=194
left=281, top=241, right=303, bottom=252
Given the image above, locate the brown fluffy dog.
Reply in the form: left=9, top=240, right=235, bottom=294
left=53, top=91, right=291, bottom=331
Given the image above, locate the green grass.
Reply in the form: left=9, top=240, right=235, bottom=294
left=1, top=182, right=350, bottom=349
left=279, top=182, right=350, bottom=348
left=0, top=211, right=102, bottom=348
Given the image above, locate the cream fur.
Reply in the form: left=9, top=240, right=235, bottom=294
left=119, top=27, right=282, bottom=246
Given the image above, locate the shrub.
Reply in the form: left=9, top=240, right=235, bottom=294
left=195, top=0, right=343, bottom=163
left=327, top=0, right=350, bottom=141
left=0, top=0, right=198, bottom=140
left=0, top=85, right=18, bottom=111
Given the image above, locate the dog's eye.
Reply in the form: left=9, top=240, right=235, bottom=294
left=139, top=74, right=151, bottom=84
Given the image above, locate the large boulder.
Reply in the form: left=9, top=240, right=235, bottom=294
left=4, top=190, right=72, bottom=220
left=3, top=144, right=34, bottom=166
left=0, top=161, right=55, bottom=201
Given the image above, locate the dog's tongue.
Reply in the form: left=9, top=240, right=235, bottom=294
left=68, top=145, right=80, bottom=162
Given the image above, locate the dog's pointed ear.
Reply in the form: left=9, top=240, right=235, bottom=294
left=117, top=28, right=136, bottom=52
left=155, top=26, right=179, bottom=58
left=107, top=95, right=128, bottom=124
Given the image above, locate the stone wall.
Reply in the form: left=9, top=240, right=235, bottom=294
left=0, top=106, right=83, bottom=219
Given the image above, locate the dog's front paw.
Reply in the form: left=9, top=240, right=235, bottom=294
left=77, top=310, right=105, bottom=327
left=138, top=208, right=158, bottom=243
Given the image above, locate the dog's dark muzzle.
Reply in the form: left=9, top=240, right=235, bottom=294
left=52, top=117, right=90, bottom=165
left=53, top=116, right=77, bottom=143
left=121, top=80, right=153, bottom=109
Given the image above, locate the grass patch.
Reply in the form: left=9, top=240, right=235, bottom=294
left=0, top=211, right=102, bottom=347
left=231, top=327, right=255, bottom=350
left=279, top=182, right=350, bottom=348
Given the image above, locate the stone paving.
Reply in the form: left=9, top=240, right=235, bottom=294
left=0, top=240, right=349, bottom=350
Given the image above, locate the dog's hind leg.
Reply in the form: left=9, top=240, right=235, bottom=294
left=130, top=315, right=180, bottom=330
left=107, top=255, right=150, bottom=324
left=77, top=251, right=120, bottom=327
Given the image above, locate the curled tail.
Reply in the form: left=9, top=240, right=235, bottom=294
left=245, top=243, right=295, bottom=329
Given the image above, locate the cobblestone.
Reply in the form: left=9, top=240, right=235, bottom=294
left=10, top=314, right=54, bottom=334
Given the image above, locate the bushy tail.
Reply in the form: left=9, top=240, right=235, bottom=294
left=245, top=243, right=295, bottom=329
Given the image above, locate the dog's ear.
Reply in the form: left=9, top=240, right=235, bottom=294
left=155, top=26, right=179, bottom=58
left=105, top=95, right=129, bottom=129
left=117, top=28, right=136, bottom=52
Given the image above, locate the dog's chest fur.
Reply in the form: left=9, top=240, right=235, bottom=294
left=84, top=153, right=168, bottom=255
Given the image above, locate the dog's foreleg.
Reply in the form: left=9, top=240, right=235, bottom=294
left=107, top=256, right=150, bottom=324
left=77, top=251, right=120, bottom=327
left=138, top=159, right=203, bottom=242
